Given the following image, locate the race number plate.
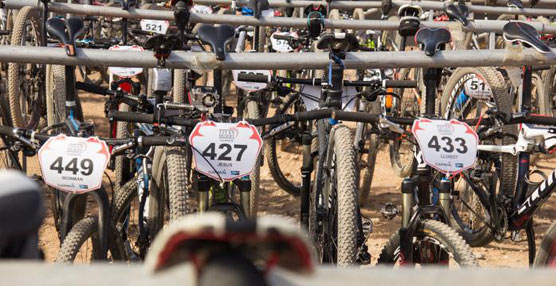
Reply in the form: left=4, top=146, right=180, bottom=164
left=189, top=121, right=263, bottom=181
left=38, top=135, right=110, bottom=194
left=232, top=70, right=271, bottom=92
left=412, top=118, right=478, bottom=174
left=270, top=31, right=296, bottom=53
left=191, top=4, right=213, bottom=14
left=463, top=75, right=492, bottom=99
left=140, top=19, right=170, bottom=35
left=108, top=45, right=144, bottom=78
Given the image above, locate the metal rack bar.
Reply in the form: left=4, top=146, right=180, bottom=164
left=5, top=0, right=556, bottom=33
left=0, top=45, right=554, bottom=69
left=191, top=0, right=556, bottom=17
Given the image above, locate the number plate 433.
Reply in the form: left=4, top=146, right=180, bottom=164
left=412, top=118, right=478, bottom=174
left=189, top=121, right=262, bottom=181
left=38, top=135, right=110, bottom=194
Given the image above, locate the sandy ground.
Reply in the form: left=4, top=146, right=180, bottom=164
left=33, top=91, right=556, bottom=267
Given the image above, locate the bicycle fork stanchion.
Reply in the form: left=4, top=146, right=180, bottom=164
left=60, top=189, right=110, bottom=260
left=300, top=134, right=313, bottom=230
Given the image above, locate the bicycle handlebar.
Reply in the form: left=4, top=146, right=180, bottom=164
left=237, top=74, right=418, bottom=88
left=108, top=111, right=199, bottom=126
left=76, top=82, right=115, bottom=96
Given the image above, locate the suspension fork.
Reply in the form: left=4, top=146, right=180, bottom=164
left=300, top=133, right=313, bottom=230
left=60, top=188, right=110, bottom=260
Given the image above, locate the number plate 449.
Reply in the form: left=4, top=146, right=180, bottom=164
left=38, top=135, right=110, bottom=194
left=189, top=121, right=262, bottom=181
left=412, top=118, right=478, bottom=174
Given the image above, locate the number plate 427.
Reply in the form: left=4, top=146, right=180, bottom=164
left=412, top=118, right=478, bottom=174
left=38, top=135, right=110, bottom=194
left=189, top=121, right=263, bottom=181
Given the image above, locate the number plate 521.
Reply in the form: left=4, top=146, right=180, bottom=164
left=38, top=135, right=110, bottom=194
left=412, top=118, right=478, bottom=174
left=189, top=121, right=262, bottom=181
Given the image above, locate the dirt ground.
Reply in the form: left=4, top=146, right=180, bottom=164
left=34, top=92, right=556, bottom=267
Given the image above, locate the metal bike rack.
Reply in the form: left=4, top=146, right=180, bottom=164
left=0, top=45, right=554, bottom=70
left=191, top=0, right=556, bottom=17
left=6, top=1, right=556, bottom=33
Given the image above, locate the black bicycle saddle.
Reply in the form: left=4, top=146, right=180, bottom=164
left=0, top=171, right=44, bottom=258
left=445, top=3, right=469, bottom=26
left=316, top=33, right=359, bottom=52
left=144, top=34, right=184, bottom=59
left=46, top=17, right=85, bottom=56
left=503, top=22, right=551, bottom=53
left=197, top=24, right=235, bottom=60
left=248, top=0, right=270, bottom=19
left=415, top=27, right=451, bottom=56
left=507, top=0, right=524, bottom=8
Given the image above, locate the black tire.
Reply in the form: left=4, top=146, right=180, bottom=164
left=150, top=147, right=189, bottom=234
left=46, top=64, right=84, bottom=125
left=244, top=100, right=261, bottom=218
left=265, top=94, right=303, bottom=196
left=359, top=100, right=379, bottom=208
left=534, top=220, right=556, bottom=266
left=114, top=103, right=132, bottom=188
left=540, top=66, right=556, bottom=116
left=377, top=220, right=478, bottom=267
left=7, top=6, right=43, bottom=129
left=440, top=67, right=515, bottom=247
left=198, top=252, right=266, bottom=286
left=173, top=69, right=187, bottom=103
left=55, top=216, right=126, bottom=263
left=314, top=124, right=359, bottom=266
left=388, top=67, right=419, bottom=177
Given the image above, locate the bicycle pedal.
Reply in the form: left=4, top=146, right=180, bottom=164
left=380, top=203, right=399, bottom=220
left=362, top=218, right=373, bottom=238
left=357, top=245, right=371, bottom=265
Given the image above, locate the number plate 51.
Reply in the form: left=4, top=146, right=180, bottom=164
left=189, top=121, right=262, bottom=181
left=38, top=135, right=110, bottom=194
left=412, top=118, right=478, bottom=174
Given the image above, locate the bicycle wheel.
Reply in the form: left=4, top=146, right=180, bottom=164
left=377, top=220, right=478, bottom=267
left=314, top=124, right=359, bottom=266
left=0, top=79, right=20, bottom=170
left=540, top=65, right=556, bottom=116
left=7, top=6, right=44, bottom=129
left=388, top=67, right=419, bottom=177
left=173, top=69, right=187, bottom=103
left=46, top=64, right=84, bottom=125
left=359, top=100, right=380, bottom=208
left=534, top=220, right=556, bottom=266
left=150, top=147, right=189, bottom=232
left=114, top=103, right=133, bottom=188
left=243, top=99, right=261, bottom=218
left=55, top=215, right=127, bottom=263
left=265, top=93, right=305, bottom=196
left=440, top=67, right=515, bottom=247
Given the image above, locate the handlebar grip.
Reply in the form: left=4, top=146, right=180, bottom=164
left=76, top=82, right=113, bottom=96
left=109, top=111, right=154, bottom=123
left=332, top=111, right=379, bottom=123
left=273, top=34, right=293, bottom=41
left=237, top=73, right=270, bottom=83
left=141, top=136, right=185, bottom=146
left=384, top=80, right=418, bottom=88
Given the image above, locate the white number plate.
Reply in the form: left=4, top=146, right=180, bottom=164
left=270, top=31, right=296, bottom=53
left=463, top=74, right=492, bottom=99
left=412, top=118, right=478, bottom=174
left=191, top=4, right=213, bottom=14
left=38, top=135, right=110, bottom=194
left=140, top=19, right=170, bottom=35
left=108, top=45, right=144, bottom=78
left=232, top=70, right=271, bottom=92
left=189, top=121, right=263, bottom=181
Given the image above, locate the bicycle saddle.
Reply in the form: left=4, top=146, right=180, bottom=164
left=503, top=22, right=551, bottom=53
left=0, top=170, right=44, bottom=259
left=507, top=0, right=524, bottom=8
left=144, top=34, right=184, bottom=60
left=170, top=0, right=193, bottom=5
left=146, top=213, right=315, bottom=274
left=444, top=3, right=469, bottom=26
left=247, top=0, right=270, bottom=19
left=415, top=27, right=451, bottom=56
left=197, top=24, right=235, bottom=60
left=46, top=17, right=86, bottom=56
left=316, top=32, right=359, bottom=52
left=397, top=5, right=422, bottom=37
